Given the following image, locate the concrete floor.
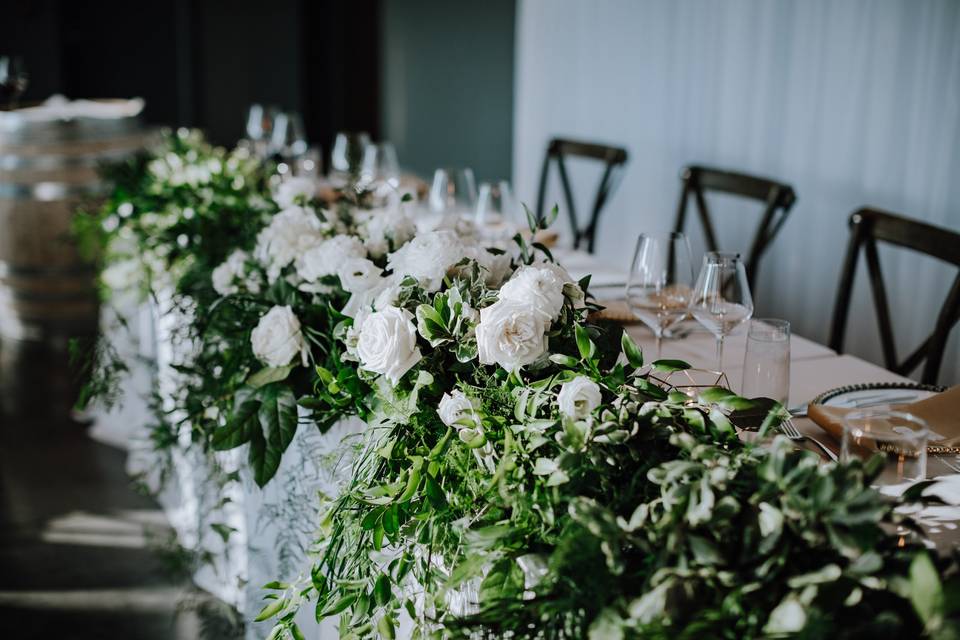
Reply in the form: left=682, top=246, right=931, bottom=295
left=0, top=337, right=240, bottom=639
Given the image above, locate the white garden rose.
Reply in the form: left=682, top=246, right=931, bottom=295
left=250, top=305, right=307, bottom=367
left=356, top=306, right=422, bottom=385
left=534, top=259, right=586, bottom=308
left=437, top=390, right=479, bottom=429
left=337, top=257, right=383, bottom=294
left=475, top=298, right=549, bottom=371
left=273, top=176, right=316, bottom=208
left=212, top=249, right=260, bottom=296
left=254, top=206, right=326, bottom=281
left=499, top=265, right=566, bottom=321
left=556, top=376, right=602, bottom=420
left=386, top=230, right=467, bottom=292
left=359, top=207, right=417, bottom=258
left=295, top=234, right=367, bottom=283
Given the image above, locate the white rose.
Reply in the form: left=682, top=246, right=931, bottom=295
left=476, top=298, right=548, bottom=371
left=499, top=265, right=565, bottom=320
left=356, top=306, right=422, bottom=384
left=386, top=230, right=467, bottom=292
left=250, top=305, right=307, bottom=367
left=273, top=176, right=316, bottom=208
left=556, top=376, right=602, bottom=420
left=295, top=234, right=367, bottom=283
left=438, top=390, right=479, bottom=429
left=254, top=206, right=326, bottom=281
left=212, top=249, right=255, bottom=296
left=337, top=257, right=383, bottom=294
left=534, top=259, right=585, bottom=308
left=360, top=207, right=417, bottom=258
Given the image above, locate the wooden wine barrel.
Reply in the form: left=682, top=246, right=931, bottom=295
left=0, top=100, right=145, bottom=342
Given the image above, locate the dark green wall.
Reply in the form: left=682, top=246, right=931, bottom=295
left=380, top=0, right=516, bottom=183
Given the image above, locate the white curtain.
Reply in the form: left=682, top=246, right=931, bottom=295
left=513, top=0, right=960, bottom=387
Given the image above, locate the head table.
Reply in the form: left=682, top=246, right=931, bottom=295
left=88, top=248, right=958, bottom=639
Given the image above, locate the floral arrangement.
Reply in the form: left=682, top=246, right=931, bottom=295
left=78, top=132, right=960, bottom=640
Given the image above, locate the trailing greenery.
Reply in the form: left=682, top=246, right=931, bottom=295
left=77, top=130, right=960, bottom=640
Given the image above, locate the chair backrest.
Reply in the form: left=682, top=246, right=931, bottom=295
left=673, top=165, right=797, bottom=287
left=535, top=137, right=628, bottom=253
left=829, top=207, right=960, bottom=385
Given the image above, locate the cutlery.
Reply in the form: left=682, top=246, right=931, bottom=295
left=780, top=419, right=838, bottom=462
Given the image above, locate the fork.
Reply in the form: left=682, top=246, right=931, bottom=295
left=780, top=419, right=838, bottom=462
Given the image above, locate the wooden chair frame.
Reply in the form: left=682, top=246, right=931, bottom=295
left=535, top=138, right=628, bottom=254
left=829, top=207, right=960, bottom=385
left=673, top=165, right=797, bottom=287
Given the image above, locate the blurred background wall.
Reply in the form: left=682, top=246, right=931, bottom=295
left=380, top=0, right=515, bottom=182
left=513, top=0, right=960, bottom=384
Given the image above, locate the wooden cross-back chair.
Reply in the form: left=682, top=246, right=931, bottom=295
left=673, top=165, right=797, bottom=288
left=829, top=207, right=960, bottom=385
left=535, top=137, right=628, bottom=254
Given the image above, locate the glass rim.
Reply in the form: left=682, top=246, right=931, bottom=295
left=704, top=250, right=742, bottom=262
left=747, top=318, right=790, bottom=339
left=842, top=409, right=930, bottom=442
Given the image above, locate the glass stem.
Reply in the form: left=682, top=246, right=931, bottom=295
left=716, top=335, right=724, bottom=371
left=655, top=333, right=663, bottom=360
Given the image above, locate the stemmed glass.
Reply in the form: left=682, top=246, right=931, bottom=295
left=690, top=252, right=754, bottom=370
left=475, top=181, right=517, bottom=226
left=625, top=232, right=695, bottom=359
left=271, top=111, right=308, bottom=159
left=330, top=131, right=371, bottom=184
left=245, top=104, right=280, bottom=158
left=428, top=168, right=477, bottom=216
left=360, top=142, right=400, bottom=189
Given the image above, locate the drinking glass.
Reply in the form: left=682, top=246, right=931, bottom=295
left=360, top=142, right=400, bottom=189
left=691, top=252, right=753, bottom=370
left=271, top=111, right=308, bottom=159
left=740, top=319, right=790, bottom=403
left=625, top=232, right=695, bottom=358
left=429, top=168, right=477, bottom=216
left=842, top=410, right=929, bottom=484
left=245, top=104, right=280, bottom=158
left=330, top=131, right=371, bottom=183
left=474, top=181, right=516, bottom=226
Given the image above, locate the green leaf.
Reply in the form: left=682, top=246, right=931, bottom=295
left=259, top=383, right=299, bottom=454
left=545, top=203, right=560, bottom=228
left=620, top=331, right=644, bottom=369
left=523, top=203, right=538, bottom=233
left=374, top=574, right=392, bottom=607
left=479, top=558, right=525, bottom=603
left=377, top=616, right=396, bottom=640
left=210, top=522, right=237, bottom=543
left=317, top=594, right=356, bottom=619
left=246, top=364, right=295, bottom=388
left=910, top=552, right=944, bottom=627
left=550, top=353, right=579, bottom=368
left=651, top=359, right=690, bottom=372
left=575, top=324, right=592, bottom=361
left=254, top=597, right=287, bottom=622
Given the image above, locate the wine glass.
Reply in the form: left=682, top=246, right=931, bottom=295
left=428, top=168, right=477, bottom=216
left=360, top=142, right=400, bottom=189
left=245, top=104, right=280, bottom=158
left=690, top=252, right=754, bottom=370
left=330, top=131, right=371, bottom=184
left=271, top=111, right=308, bottom=159
left=625, top=232, right=695, bottom=359
left=475, top=181, right=517, bottom=226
